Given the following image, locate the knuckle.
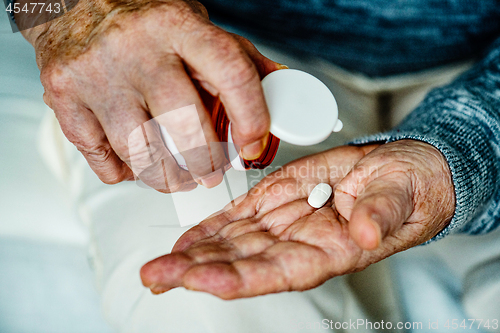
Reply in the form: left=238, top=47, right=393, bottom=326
left=167, top=2, right=204, bottom=32
left=41, top=66, right=72, bottom=97
left=42, top=92, right=52, bottom=108
left=163, top=116, right=210, bottom=149
left=77, top=141, right=113, bottom=163
left=165, top=110, right=199, bottom=133
left=76, top=142, right=127, bottom=184
left=127, top=136, right=156, bottom=166
left=108, top=134, right=130, bottom=159
left=171, top=125, right=204, bottom=146
left=196, top=28, right=257, bottom=89
left=191, top=1, right=209, bottom=18
left=127, top=135, right=171, bottom=176
left=231, top=33, right=251, bottom=46
left=218, top=50, right=256, bottom=90
left=139, top=158, right=186, bottom=193
left=235, top=122, right=266, bottom=142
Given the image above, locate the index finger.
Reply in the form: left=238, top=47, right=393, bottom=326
left=174, top=22, right=270, bottom=160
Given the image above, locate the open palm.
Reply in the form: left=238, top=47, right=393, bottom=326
left=141, top=140, right=455, bottom=299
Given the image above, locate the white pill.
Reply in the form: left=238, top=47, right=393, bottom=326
left=307, top=183, right=333, bottom=209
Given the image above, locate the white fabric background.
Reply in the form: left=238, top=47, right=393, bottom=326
left=0, top=12, right=113, bottom=333
left=3, top=7, right=500, bottom=333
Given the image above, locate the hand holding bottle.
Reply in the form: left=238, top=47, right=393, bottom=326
left=20, top=0, right=282, bottom=192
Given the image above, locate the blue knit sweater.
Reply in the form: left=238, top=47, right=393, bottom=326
left=203, top=0, right=500, bottom=77
left=203, top=0, right=500, bottom=240
left=351, top=40, right=500, bottom=241
left=8, top=0, right=500, bottom=240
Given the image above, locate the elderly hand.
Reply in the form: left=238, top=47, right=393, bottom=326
left=24, top=0, right=281, bottom=192
left=140, top=140, right=455, bottom=299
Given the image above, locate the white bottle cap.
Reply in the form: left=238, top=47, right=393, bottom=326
left=262, top=69, right=342, bottom=146
left=159, top=69, right=342, bottom=172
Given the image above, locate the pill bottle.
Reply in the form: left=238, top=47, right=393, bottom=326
left=210, top=98, right=281, bottom=171
left=162, top=69, right=343, bottom=172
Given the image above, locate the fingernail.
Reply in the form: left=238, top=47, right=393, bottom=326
left=199, top=169, right=223, bottom=188
left=151, top=289, right=164, bottom=295
left=241, top=138, right=267, bottom=160
left=277, top=63, right=289, bottom=70
left=150, top=285, right=168, bottom=295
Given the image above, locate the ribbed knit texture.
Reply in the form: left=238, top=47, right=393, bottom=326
left=350, top=36, right=500, bottom=242
left=203, top=0, right=500, bottom=240
left=204, top=0, right=500, bottom=77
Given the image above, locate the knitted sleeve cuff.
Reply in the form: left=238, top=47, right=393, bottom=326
left=348, top=86, right=500, bottom=244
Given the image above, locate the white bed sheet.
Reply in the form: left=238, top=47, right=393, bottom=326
left=0, top=13, right=113, bottom=333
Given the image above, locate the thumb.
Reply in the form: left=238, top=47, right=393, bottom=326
left=335, top=171, right=414, bottom=250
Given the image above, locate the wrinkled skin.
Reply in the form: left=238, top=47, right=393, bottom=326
left=141, top=140, right=455, bottom=299
left=23, top=0, right=281, bottom=192
left=20, top=0, right=456, bottom=300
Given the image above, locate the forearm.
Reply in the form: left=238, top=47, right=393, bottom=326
left=350, top=35, right=500, bottom=242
